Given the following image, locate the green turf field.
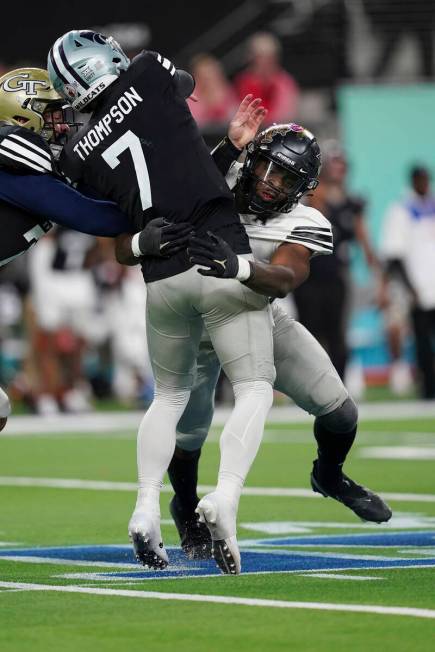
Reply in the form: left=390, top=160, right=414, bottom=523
left=0, top=411, right=434, bottom=651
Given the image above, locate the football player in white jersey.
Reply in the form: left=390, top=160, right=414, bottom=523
left=118, top=116, right=392, bottom=572
left=175, top=123, right=392, bottom=566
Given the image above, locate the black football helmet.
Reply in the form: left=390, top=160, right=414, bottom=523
left=235, top=123, right=321, bottom=215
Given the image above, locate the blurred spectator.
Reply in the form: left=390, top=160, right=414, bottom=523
left=363, top=0, right=435, bottom=79
left=378, top=196, right=415, bottom=396
left=234, top=32, right=299, bottom=124
left=89, top=239, right=153, bottom=406
left=28, top=228, right=97, bottom=414
left=380, top=166, right=435, bottom=399
left=188, top=53, right=238, bottom=129
left=294, top=142, right=379, bottom=381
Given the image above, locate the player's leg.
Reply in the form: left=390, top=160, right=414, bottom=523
left=197, top=274, right=275, bottom=574
left=272, top=306, right=391, bottom=522
left=169, top=335, right=221, bottom=559
left=128, top=271, right=203, bottom=568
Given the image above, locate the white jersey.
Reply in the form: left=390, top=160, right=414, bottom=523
left=380, top=191, right=435, bottom=310
left=227, top=162, right=333, bottom=263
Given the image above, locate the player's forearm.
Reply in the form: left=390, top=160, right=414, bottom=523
left=244, top=262, right=305, bottom=299
left=211, top=138, right=243, bottom=177
left=114, top=234, right=141, bottom=266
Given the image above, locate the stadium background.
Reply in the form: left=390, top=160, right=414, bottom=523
left=1, top=0, right=435, bottom=412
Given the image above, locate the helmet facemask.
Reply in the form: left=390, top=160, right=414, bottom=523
left=40, top=102, right=82, bottom=145
left=236, top=151, right=318, bottom=216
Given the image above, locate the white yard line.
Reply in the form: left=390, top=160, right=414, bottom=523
left=0, top=580, right=433, bottom=619
left=3, top=400, right=435, bottom=435
left=0, top=476, right=434, bottom=503
left=299, top=573, right=383, bottom=581
left=359, top=446, right=435, bottom=460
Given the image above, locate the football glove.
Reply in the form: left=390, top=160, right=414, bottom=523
left=137, top=217, right=193, bottom=257
left=188, top=232, right=252, bottom=280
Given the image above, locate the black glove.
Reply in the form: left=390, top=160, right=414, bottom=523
left=138, top=218, right=193, bottom=257
left=187, top=232, right=240, bottom=278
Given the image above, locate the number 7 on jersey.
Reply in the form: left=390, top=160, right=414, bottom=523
left=102, top=130, right=152, bottom=211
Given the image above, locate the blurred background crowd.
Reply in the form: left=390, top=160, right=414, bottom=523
left=1, top=0, right=435, bottom=414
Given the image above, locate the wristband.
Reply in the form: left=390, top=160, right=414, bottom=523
left=236, top=256, right=253, bottom=282
left=131, top=232, right=142, bottom=258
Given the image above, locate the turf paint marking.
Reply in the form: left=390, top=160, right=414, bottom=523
left=299, top=573, right=382, bottom=581
left=1, top=476, right=435, bottom=503
left=0, top=580, right=434, bottom=619
left=360, top=446, right=435, bottom=460
left=240, top=514, right=435, bottom=534
left=1, top=532, right=434, bottom=581
left=5, top=401, right=435, bottom=435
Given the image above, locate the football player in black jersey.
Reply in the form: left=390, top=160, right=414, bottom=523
left=0, top=67, right=190, bottom=425
left=48, top=30, right=276, bottom=574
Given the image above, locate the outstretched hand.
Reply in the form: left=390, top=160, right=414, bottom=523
left=228, top=94, right=268, bottom=150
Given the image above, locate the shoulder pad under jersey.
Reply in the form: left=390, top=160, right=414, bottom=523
left=0, top=125, right=53, bottom=175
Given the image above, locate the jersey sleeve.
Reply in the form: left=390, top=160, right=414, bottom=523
left=212, top=138, right=243, bottom=177
left=0, top=125, right=53, bottom=174
left=0, top=169, right=133, bottom=237
left=134, top=50, right=194, bottom=98
left=285, top=207, right=333, bottom=257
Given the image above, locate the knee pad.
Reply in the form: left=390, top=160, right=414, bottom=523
left=153, top=386, right=191, bottom=409
left=316, top=396, right=358, bottom=434
left=233, top=380, right=274, bottom=406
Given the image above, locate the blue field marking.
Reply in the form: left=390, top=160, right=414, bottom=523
left=0, top=531, right=435, bottom=580
left=252, top=531, right=435, bottom=548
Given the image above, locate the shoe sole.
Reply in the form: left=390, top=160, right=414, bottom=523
left=211, top=539, right=239, bottom=575
left=196, top=501, right=240, bottom=575
left=129, top=532, right=168, bottom=569
left=310, top=472, right=392, bottom=524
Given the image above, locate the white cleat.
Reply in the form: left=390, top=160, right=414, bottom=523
left=128, top=509, right=169, bottom=570
left=196, top=492, right=241, bottom=575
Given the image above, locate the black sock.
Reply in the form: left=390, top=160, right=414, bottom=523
left=313, top=419, right=357, bottom=483
left=167, top=446, right=201, bottom=515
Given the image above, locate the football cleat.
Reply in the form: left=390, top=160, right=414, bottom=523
left=128, top=509, right=169, bottom=570
left=196, top=492, right=241, bottom=575
left=310, top=459, right=393, bottom=523
left=169, top=495, right=212, bottom=560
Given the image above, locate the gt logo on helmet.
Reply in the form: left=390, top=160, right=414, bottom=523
left=2, top=73, right=48, bottom=96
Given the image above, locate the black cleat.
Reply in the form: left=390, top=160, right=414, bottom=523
left=211, top=539, right=239, bottom=575
left=130, top=532, right=169, bottom=569
left=310, top=460, right=393, bottom=523
left=169, top=495, right=212, bottom=560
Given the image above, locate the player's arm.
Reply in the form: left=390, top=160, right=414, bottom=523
left=115, top=219, right=193, bottom=265
left=145, top=51, right=196, bottom=100
left=0, top=386, right=11, bottom=432
left=243, top=243, right=311, bottom=298
left=0, top=170, right=131, bottom=237
left=354, top=212, right=380, bottom=271
left=188, top=233, right=310, bottom=298
left=211, top=95, right=267, bottom=176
